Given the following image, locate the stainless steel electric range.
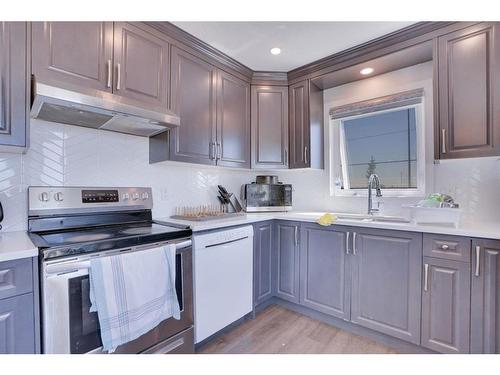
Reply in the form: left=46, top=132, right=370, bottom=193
left=27, top=186, right=194, bottom=354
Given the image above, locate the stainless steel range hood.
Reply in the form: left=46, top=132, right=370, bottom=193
left=30, top=83, right=180, bottom=137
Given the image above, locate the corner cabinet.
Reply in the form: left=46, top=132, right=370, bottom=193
left=350, top=228, right=423, bottom=345
left=0, top=22, right=29, bottom=150
left=436, top=22, right=500, bottom=159
left=251, top=85, right=289, bottom=169
left=274, top=221, right=300, bottom=303
left=300, top=223, right=351, bottom=320
left=253, top=221, right=274, bottom=306
left=471, top=239, right=500, bottom=353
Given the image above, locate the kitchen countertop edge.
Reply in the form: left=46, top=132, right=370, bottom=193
left=0, top=231, right=38, bottom=263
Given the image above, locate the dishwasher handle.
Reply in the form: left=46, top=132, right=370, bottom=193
left=204, top=236, right=249, bottom=249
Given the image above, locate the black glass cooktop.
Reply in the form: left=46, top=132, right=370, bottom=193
left=30, top=221, right=192, bottom=260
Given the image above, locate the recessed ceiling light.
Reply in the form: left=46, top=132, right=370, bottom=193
left=360, top=67, right=374, bottom=75
left=270, top=47, right=281, bottom=55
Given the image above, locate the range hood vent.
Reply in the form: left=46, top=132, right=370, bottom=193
left=31, top=82, right=180, bottom=137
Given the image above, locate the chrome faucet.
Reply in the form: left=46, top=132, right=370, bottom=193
left=367, top=174, right=382, bottom=215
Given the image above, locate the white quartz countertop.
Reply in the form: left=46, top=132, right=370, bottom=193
left=157, top=211, right=500, bottom=240
left=0, top=231, right=38, bottom=262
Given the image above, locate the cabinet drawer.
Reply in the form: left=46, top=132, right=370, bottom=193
left=423, top=234, right=470, bottom=262
left=0, top=258, right=33, bottom=300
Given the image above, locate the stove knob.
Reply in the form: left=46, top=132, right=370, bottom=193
left=132, top=193, right=140, bottom=201
left=54, top=192, right=64, bottom=202
left=122, top=193, right=130, bottom=201
left=141, top=192, right=149, bottom=200
left=39, top=192, right=50, bottom=202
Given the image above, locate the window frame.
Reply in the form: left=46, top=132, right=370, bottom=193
left=330, top=102, right=426, bottom=198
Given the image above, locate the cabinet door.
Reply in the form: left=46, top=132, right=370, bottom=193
left=274, top=221, right=300, bottom=303
left=32, top=22, right=113, bottom=94
left=251, top=86, right=289, bottom=169
left=216, top=70, right=250, bottom=168
left=289, top=80, right=310, bottom=169
left=112, top=23, right=169, bottom=110
left=421, top=257, right=470, bottom=353
left=300, top=224, right=350, bottom=320
left=350, top=228, right=422, bottom=344
left=471, top=239, right=500, bottom=353
left=169, top=46, right=217, bottom=165
left=0, top=22, right=28, bottom=148
left=254, top=221, right=274, bottom=306
left=0, top=294, right=35, bottom=354
left=437, top=22, right=500, bottom=159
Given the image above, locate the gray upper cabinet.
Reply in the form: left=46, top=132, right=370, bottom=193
left=169, top=46, right=217, bottom=165
left=471, top=239, right=500, bottom=353
left=112, top=23, right=169, bottom=110
left=251, top=85, right=288, bottom=169
left=421, top=257, right=470, bottom=353
left=289, top=80, right=310, bottom=169
left=0, top=22, right=28, bottom=149
left=32, top=22, right=114, bottom=94
left=437, top=22, right=500, bottom=159
left=216, top=70, right=250, bottom=168
left=300, top=223, right=350, bottom=320
left=254, top=221, right=274, bottom=306
left=350, top=228, right=422, bottom=344
left=274, top=221, right=300, bottom=303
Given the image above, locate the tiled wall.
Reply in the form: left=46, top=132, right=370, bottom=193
left=1, top=62, right=499, bottom=232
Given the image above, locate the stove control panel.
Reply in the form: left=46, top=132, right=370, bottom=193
left=28, top=186, right=153, bottom=215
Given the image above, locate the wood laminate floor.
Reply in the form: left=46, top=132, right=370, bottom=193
left=197, top=304, right=399, bottom=354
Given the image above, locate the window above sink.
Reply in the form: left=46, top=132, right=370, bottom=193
left=329, top=89, right=426, bottom=197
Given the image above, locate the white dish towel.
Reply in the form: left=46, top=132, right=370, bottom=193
left=89, top=244, right=180, bottom=353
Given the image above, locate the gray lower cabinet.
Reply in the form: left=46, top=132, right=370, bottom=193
left=299, top=224, right=350, bottom=320
left=0, top=22, right=29, bottom=149
left=0, top=294, right=35, bottom=354
left=216, top=70, right=250, bottom=168
left=253, top=221, right=274, bottom=306
left=250, top=85, right=288, bottom=169
left=0, top=257, right=38, bottom=354
left=421, top=257, right=470, bottom=353
left=32, top=22, right=114, bottom=94
left=471, top=239, right=500, bottom=353
left=350, top=228, right=422, bottom=344
left=274, top=221, right=300, bottom=303
left=169, top=46, right=217, bottom=165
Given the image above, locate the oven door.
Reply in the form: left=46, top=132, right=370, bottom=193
left=244, top=184, right=292, bottom=212
left=41, top=240, right=193, bottom=354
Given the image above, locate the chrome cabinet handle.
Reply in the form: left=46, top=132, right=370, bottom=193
left=441, top=244, right=449, bottom=251
left=106, top=59, right=112, bottom=88
left=424, top=263, right=429, bottom=291
left=304, top=146, right=308, bottom=164
left=352, top=232, right=357, bottom=255
left=284, top=149, right=288, bottom=165
left=116, top=63, right=121, bottom=90
left=216, top=142, right=221, bottom=161
left=441, top=129, right=446, bottom=154
left=475, top=245, right=481, bottom=277
left=346, top=232, right=350, bottom=255
left=209, top=142, right=216, bottom=160
left=294, top=226, right=298, bottom=246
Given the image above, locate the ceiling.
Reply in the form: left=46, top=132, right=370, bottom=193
left=172, top=22, right=416, bottom=71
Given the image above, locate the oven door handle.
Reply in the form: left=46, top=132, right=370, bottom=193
left=45, top=240, right=192, bottom=275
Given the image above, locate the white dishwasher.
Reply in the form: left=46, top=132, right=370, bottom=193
left=193, top=225, right=254, bottom=344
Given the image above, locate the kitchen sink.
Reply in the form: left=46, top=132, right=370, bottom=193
left=333, top=213, right=411, bottom=223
